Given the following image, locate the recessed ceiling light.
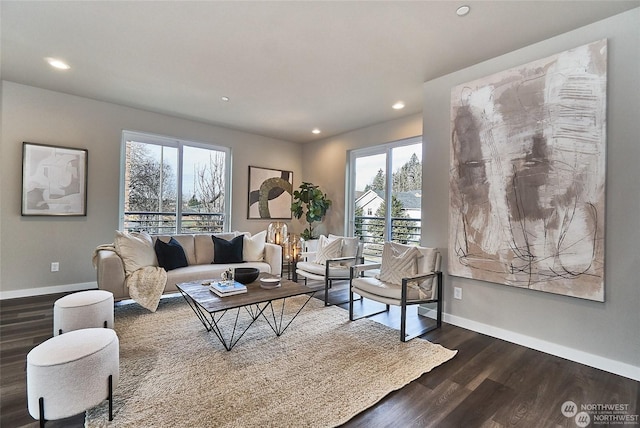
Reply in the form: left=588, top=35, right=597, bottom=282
left=221, top=96, right=230, bottom=102
left=456, top=5, right=470, bottom=16
left=45, top=57, right=70, bottom=70
left=312, top=129, right=321, bottom=134
left=392, top=101, right=405, bottom=110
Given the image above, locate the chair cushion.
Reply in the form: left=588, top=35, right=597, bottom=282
left=351, top=277, right=422, bottom=301
left=314, top=235, right=343, bottom=265
left=376, top=242, right=421, bottom=285
left=243, top=230, right=266, bottom=262
left=296, top=261, right=351, bottom=279
left=114, top=231, right=158, bottom=275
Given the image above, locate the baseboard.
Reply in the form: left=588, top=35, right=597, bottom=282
left=0, top=281, right=98, bottom=300
left=418, top=307, right=640, bottom=382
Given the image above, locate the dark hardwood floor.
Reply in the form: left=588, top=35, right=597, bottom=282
left=1, top=284, right=638, bottom=427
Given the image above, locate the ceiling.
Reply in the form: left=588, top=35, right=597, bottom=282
left=2, top=1, right=638, bottom=143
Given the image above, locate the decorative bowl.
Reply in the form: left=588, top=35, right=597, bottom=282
left=260, top=277, right=281, bottom=289
left=234, top=267, right=260, bottom=284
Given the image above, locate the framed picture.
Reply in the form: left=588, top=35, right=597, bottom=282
left=247, top=166, right=293, bottom=219
left=21, top=142, right=88, bottom=216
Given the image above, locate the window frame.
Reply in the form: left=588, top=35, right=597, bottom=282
left=119, top=130, right=232, bottom=234
left=346, top=135, right=423, bottom=241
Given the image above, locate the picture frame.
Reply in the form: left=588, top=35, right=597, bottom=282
left=21, top=142, right=88, bottom=216
left=247, top=166, right=293, bottom=219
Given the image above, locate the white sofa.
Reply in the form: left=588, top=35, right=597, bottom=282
left=95, top=231, right=282, bottom=301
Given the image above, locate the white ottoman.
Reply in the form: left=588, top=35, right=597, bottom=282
left=27, top=328, right=119, bottom=427
left=53, top=290, right=114, bottom=335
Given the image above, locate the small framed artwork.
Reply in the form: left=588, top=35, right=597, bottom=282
left=21, top=142, right=88, bottom=216
left=247, top=166, right=293, bottom=219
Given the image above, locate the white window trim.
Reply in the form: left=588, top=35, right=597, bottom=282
left=346, top=135, right=422, bottom=239
left=119, top=130, right=232, bottom=233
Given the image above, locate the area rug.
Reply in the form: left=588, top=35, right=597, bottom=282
left=85, top=295, right=456, bottom=427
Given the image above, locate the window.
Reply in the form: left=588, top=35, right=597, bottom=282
left=347, top=136, right=422, bottom=261
left=120, top=131, right=231, bottom=234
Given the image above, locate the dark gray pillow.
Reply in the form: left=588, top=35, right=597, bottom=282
left=212, top=235, right=244, bottom=264
left=154, top=237, right=188, bottom=271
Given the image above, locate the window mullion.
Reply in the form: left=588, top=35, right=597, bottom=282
left=176, top=143, right=184, bottom=233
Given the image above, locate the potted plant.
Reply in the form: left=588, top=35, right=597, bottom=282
left=291, top=182, right=332, bottom=240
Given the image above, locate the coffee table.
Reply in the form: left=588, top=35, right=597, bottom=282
left=176, top=274, right=316, bottom=351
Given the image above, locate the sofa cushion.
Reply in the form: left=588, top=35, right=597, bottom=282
left=154, top=237, right=188, bottom=271
left=154, top=235, right=197, bottom=266
left=212, top=235, right=244, bottom=264
left=164, top=261, right=271, bottom=292
left=114, top=231, right=158, bottom=276
left=243, top=230, right=266, bottom=262
left=194, top=232, right=239, bottom=264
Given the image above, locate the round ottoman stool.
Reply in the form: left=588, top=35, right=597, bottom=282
left=27, top=328, right=119, bottom=427
left=53, top=290, right=114, bottom=336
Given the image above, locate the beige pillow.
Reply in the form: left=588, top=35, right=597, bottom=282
left=243, top=230, right=266, bottom=262
left=328, top=234, right=360, bottom=258
left=314, top=235, right=343, bottom=265
left=376, top=242, right=420, bottom=285
left=114, top=230, right=158, bottom=276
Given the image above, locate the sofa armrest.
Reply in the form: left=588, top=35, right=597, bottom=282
left=95, top=249, right=127, bottom=300
left=264, top=243, right=282, bottom=276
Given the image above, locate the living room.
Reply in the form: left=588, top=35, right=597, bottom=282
left=1, top=2, right=639, bottom=427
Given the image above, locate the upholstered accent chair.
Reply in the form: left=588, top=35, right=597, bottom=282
left=349, top=242, right=443, bottom=341
left=295, top=235, right=364, bottom=306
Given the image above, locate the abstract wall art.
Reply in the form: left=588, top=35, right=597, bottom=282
left=449, top=40, right=607, bottom=301
left=247, top=166, right=293, bottom=219
left=22, top=142, right=88, bottom=216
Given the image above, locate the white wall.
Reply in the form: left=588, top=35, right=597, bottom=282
left=422, top=10, right=639, bottom=378
left=0, top=82, right=302, bottom=297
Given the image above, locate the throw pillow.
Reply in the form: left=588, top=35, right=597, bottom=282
left=314, top=235, right=343, bottom=265
left=114, top=230, right=158, bottom=276
left=212, top=235, right=244, bottom=264
left=376, top=242, right=421, bottom=285
left=328, top=234, right=359, bottom=258
left=243, top=230, right=266, bottom=262
left=154, top=237, right=189, bottom=271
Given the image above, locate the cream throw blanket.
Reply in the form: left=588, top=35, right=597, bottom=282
left=93, top=244, right=167, bottom=312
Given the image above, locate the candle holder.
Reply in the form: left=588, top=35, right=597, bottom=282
left=287, top=234, right=304, bottom=282
left=267, top=222, right=288, bottom=246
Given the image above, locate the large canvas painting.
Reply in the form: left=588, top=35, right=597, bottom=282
left=247, top=166, right=293, bottom=219
left=449, top=40, right=607, bottom=301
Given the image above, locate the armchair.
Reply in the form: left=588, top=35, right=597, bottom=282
left=295, top=235, right=364, bottom=306
left=349, top=242, right=442, bottom=342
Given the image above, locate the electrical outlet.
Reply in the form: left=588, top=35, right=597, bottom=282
left=454, top=287, right=462, bottom=300
left=51, top=262, right=59, bottom=272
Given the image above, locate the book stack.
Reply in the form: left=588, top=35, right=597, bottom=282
left=209, top=281, right=247, bottom=297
